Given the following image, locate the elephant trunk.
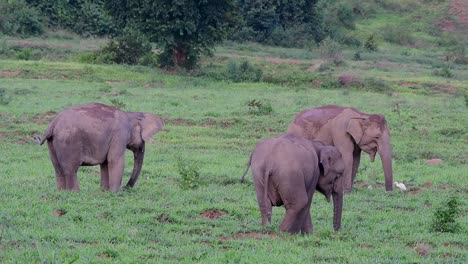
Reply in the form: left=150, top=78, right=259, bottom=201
left=378, top=129, right=393, bottom=191
left=332, top=190, right=343, bottom=231
left=126, top=142, right=146, bottom=188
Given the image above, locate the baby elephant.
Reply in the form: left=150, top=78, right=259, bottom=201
left=242, top=134, right=344, bottom=234
left=35, top=103, right=164, bottom=192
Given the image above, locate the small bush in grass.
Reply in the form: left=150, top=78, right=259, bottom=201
left=363, top=77, right=393, bottom=94
left=247, top=99, right=273, bottom=115
left=177, top=159, right=201, bottom=190
left=431, top=196, right=462, bottom=233
left=317, top=37, right=344, bottom=65
left=0, top=88, right=12, bottom=105
left=381, top=25, right=415, bottom=45
left=226, top=60, right=263, bottom=82
left=109, top=98, right=125, bottom=109
left=95, top=27, right=152, bottom=65
left=364, top=34, right=378, bottom=52
left=432, top=64, right=453, bottom=78
left=15, top=48, right=33, bottom=60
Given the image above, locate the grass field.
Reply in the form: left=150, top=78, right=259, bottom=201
left=0, top=34, right=467, bottom=263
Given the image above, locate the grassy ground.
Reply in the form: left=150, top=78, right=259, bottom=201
left=0, top=50, right=467, bottom=262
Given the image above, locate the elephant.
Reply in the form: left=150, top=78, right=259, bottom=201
left=287, top=105, right=393, bottom=192
left=34, top=103, right=164, bottom=192
left=241, top=134, right=344, bottom=234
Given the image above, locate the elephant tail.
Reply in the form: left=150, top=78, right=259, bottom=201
left=34, top=118, right=57, bottom=145
left=240, top=153, right=253, bottom=183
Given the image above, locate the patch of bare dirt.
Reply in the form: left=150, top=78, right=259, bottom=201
left=219, top=232, right=276, bottom=242
left=431, top=85, right=459, bottom=94
left=422, top=182, right=433, bottom=188
left=33, top=111, right=57, bottom=125
left=201, top=210, right=227, bottom=220
left=166, top=118, right=235, bottom=128
left=0, top=70, right=21, bottom=77
left=105, top=80, right=127, bottom=86
left=354, top=181, right=368, bottom=187
left=338, top=74, right=362, bottom=87
left=427, top=158, right=443, bottom=165
left=359, top=244, right=374, bottom=249
left=412, top=242, right=432, bottom=256
left=53, top=209, right=65, bottom=217
left=409, top=189, right=423, bottom=195
left=399, top=81, right=422, bottom=88
left=8, top=40, right=73, bottom=49
left=437, top=184, right=455, bottom=190
left=155, top=214, right=174, bottom=223
left=374, top=61, right=399, bottom=68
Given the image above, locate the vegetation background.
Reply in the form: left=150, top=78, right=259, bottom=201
left=0, top=0, right=467, bottom=262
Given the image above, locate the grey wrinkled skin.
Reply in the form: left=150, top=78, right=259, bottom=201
left=35, top=103, right=164, bottom=192
left=242, top=134, right=344, bottom=234
left=288, top=105, right=393, bottom=192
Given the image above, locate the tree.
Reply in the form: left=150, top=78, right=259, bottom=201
left=105, top=0, right=238, bottom=69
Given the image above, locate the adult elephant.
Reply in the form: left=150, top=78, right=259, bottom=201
left=287, top=105, right=393, bottom=192
left=35, top=103, right=164, bottom=192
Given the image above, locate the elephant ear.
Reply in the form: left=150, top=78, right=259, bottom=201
left=319, top=149, right=332, bottom=177
left=346, top=118, right=367, bottom=144
left=140, top=113, right=165, bottom=142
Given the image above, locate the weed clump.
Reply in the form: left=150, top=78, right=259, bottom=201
left=226, top=60, right=263, bottom=82
left=431, top=196, right=462, bottom=233
left=177, top=159, right=201, bottom=190
left=432, top=64, right=454, bottom=78
left=247, top=99, right=273, bottom=115
left=317, top=37, right=344, bottom=65
left=0, top=88, right=12, bottom=105
left=364, top=34, right=378, bottom=52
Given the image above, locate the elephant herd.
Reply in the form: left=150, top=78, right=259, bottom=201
left=35, top=103, right=393, bottom=234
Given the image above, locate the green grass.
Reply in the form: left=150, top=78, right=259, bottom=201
left=0, top=54, right=466, bottom=263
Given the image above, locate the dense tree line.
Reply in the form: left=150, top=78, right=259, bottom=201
left=1, top=0, right=361, bottom=68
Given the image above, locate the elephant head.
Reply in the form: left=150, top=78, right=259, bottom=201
left=316, top=145, right=345, bottom=231
left=126, top=113, right=165, bottom=188
left=346, top=114, right=393, bottom=191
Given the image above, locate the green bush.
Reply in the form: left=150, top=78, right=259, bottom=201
left=432, top=64, right=454, bottom=78
left=0, top=88, right=12, bottom=105
left=431, top=196, right=462, bottom=233
left=94, top=28, right=152, bottom=65
left=247, top=99, right=273, bottom=115
left=15, top=48, right=33, bottom=60
left=317, top=37, right=344, bottom=64
left=226, top=61, right=263, bottom=83
left=177, top=159, right=201, bottom=190
left=0, top=0, right=44, bottom=36
left=381, top=25, right=415, bottom=45
left=364, top=34, right=378, bottom=51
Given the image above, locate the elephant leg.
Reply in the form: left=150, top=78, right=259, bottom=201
left=100, top=162, right=110, bottom=190
left=254, top=176, right=272, bottom=226
left=279, top=193, right=309, bottom=234
left=340, top=151, right=354, bottom=193
left=351, top=148, right=361, bottom=182
left=47, top=141, right=65, bottom=190
left=108, top=156, right=125, bottom=192
left=301, top=194, right=314, bottom=234
left=62, top=164, right=80, bottom=191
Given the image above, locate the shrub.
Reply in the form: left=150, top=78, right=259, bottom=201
left=15, top=48, right=33, bottom=60
left=177, top=159, right=201, bottom=190
left=364, top=34, right=378, bottom=51
left=432, top=64, right=454, bottom=78
left=0, top=0, right=44, bottom=36
left=247, top=99, right=273, bottom=115
left=317, top=37, right=344, bottom=65
left=226, top=61, right=263, bottom=83
left=431, top=196, right=462, bottom=233
left=381, top=25, right=415, bottom=45
left=0, top=88, right=12, bottom=105
left=96, top=28, right=152, bottom=65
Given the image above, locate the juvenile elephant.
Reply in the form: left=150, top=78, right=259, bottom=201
left=35, top=103, right=164, bottom=192
left=241, top=134, right=344, bottom=234
left=287, top=105, right=393, bottom=192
